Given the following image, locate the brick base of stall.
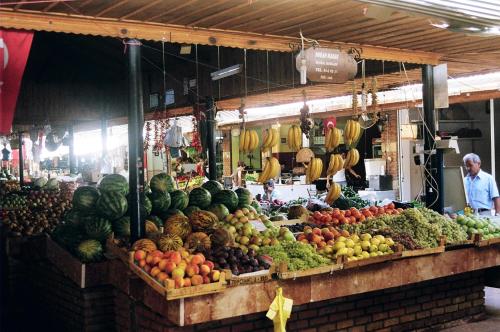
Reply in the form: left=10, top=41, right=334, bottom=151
left=114, top=270, right=486, bottom=332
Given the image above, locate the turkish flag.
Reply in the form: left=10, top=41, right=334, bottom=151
left=0, top=29, right=34, bottom=134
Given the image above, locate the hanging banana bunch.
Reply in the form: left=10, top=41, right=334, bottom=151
left=258, top=157, right=281, bottom=183
left=287, top=125, right=302, bottom=151
left=262, top=128, right=279, bottom=152
left=325, top=182, right=342, bottom=205
left=343, top=119, right=362, bottom=147
left=239, top=129, right=260, bottom=153
left=324, top=127, right=341, bottom=152
left=327, top=154, right=344, bottom=176
left=344, top=148, right=360, bottom=168
left=306, top=157, right=323, bottom=184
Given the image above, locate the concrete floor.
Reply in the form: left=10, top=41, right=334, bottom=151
left=442, top=287, right=500, bottom=332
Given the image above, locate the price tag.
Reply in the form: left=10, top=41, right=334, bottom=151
left=250, top=219, right=267, bottom=232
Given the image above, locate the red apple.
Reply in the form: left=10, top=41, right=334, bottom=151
left=185, top=264, right=200, bottom=277
left=165, top=261, right=177, bottom=274
left=174, top=276, right=185, bottom=288
left=204, top=260, right=215, bottom=271
left=199, top=264, right=210, bottom=276
left=183, top=278, right=192, bottom=287
left=191, top=275, right=203, bottom=286
left=202, top=275, right=211, bottom=284
left=170, top=251, right=182, bottom=265
left=134, top=250, right=146, bottom=261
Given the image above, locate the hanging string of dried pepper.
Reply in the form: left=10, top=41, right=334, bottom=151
left=144, top=121, right=152, bottom=151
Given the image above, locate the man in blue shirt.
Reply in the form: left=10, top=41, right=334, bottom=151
left=463, top=153, right=500, bottom=216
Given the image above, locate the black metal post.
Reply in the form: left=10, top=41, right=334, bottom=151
left=68, top=125, right=76, bottom=174
left=18, top=132, right=24, bottom=186
left=127, top=39, right=145, bottom=243
left=206, top=97, right=217, bottom=180
left=422, top=65, right=439, bottom=210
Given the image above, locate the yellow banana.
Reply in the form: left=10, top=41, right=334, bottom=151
left=325, top=128, right=332, bottom=151
left=326, top=183, right=341, bottom=205
left=270, top=157, right=281, bottom=178
left=258, top=157, right=272, bottom=183
left=251, top=130, right=259, bottom=150
left=262, top=129, right=273, bottom=150
left=329, top=127, right=340, bottom=150
left=351, top=148, right=360, bottom=167
left=295, top=126, right=302, bottom=150
left=245, top=130, right=252, bottom=152
left=287, top=126, right=294, bottom=150
left=344, top=150, right=352, bottom=168
left=307, top=157, right=322, bottom=183
left=327, top=154, right=335, bottom=175
left=335, top=154, right=344, bottom=172
left=270, top=128, right=279, bottom=149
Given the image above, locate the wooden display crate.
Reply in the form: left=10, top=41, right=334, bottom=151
left=45, top=235, right=109, bottom=288
left=105, top=235, right=130, bottom=264
left=223, top=265, right=276, bottom=286
left=402, top=237, right=446, bottom=257
left=472, top=233, right=500, bottom=247
left=128, top=251, right=227, bottom=300
left=276, top=258, right=343, bottom=280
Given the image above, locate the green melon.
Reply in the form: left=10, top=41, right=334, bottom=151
left=207, top=204, right=230, bottom=221
left=84, top=217, right=113, bottom=242
left=45, top=178, right=59, bottom=190
left=63, top=209, right=88, bottom=227
left=183, top=206, right=201, bottom=216
left=212, top=190, right=239, bottom=212
left=149, top=191, right=171, bottom=215
left=188, top=187, right=212, bottom=209
left=150, top=173, right=175, bottom=193
left=143, top=194, right=152, bottom=215
left=34, top=177, right=48, bottom=188
left=251, top=199, right=262, bottom=214
left=97, top=193, right=128, bottom=220
left=147, top=215, right=163, bottom=228
left=98, top=174, right=129, bottom=196
left=72, top=186, right=100, bottom=212
left=113, top=216, right=130, bottom=238
left=202, top=180, right=223, bottom=196
left=170, top=190, right=189, bottom=210
left=52, top=223, right=85, bottom=250
left=76, top=239, right=103, bottom=263
left=235, top=188, right=253, bottom=206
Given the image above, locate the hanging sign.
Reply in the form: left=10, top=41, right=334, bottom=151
left=296, top=48, right=357, bottom=84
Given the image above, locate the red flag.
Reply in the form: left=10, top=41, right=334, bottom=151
left=0, top=29, right=34, bottom=134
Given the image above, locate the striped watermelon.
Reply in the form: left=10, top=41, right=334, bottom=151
left=84, top=217, right=113, bottom=242
left=170, top=190, right=189, bottom=210
left=207, top=204, right=230, bottom=221
left=149, top=191, right=171, bottom=215
left=235, top=188, right=253, bottom=206
left=113, top=216, right=130, bottom=238
left=212, top=190, right=239, bottom=212
left=202, top=180, right=223, bottom=196
left=150, top=173, right=175, bottom=193
left=72, top=186, right=99, bottom=212
left=97, top=193, right=128, bottom=220
left=98, top=174, right=129, bottom=196
left=188, top=187, right=211, bottom=209
left=183, top=206, right=201, bottom=216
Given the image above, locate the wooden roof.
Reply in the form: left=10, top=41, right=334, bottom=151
left=2, top=0, right=500, bottom=114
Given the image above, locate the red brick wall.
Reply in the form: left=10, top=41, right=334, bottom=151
left=115, top=270, right=486, bottom=332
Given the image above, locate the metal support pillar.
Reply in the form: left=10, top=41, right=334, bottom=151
left=422, top=64, right=441, bottom=211
left=68, top=126, right=76, bottom=174
left=206, top=97, right=217, bottom=180
left=18, top=132, right=24, bottom=186
left=127, top=39, right=145, bottom=243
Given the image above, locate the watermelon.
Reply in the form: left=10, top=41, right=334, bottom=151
left=251, top=199, right=262, bottom=214
left=97, top=193, right=128, bottom=220
left=98, top=174, right=129, bottom=196
left=235, top=188, right=253, bottom=206
left=52, top=223, right=85, bottom=250
left=170, top=190, right=189, bottom=210
left=150, top=173, right=175, bottom=193
left=188, top=187, right=211, bottom=209
left=63, top=209, right=88, bottom=227
left=72, top=186, right=100, bottom=212
left=202, top=180, right=223, bottom=196
left=148, top=215, right=163, bottom=228
left=34, top=177, right=48, bottom=188
left=212, top=190, right=239, bottom=212
left=45, top=178, right=59, bottom=190
left=149, top=191, right=171, bottom=215
left=76, top=239, right=103, bottom=263
left=159, top=209, right=185, bottom=220
left=113, top=216, right=130, bottom=238
left=84, top=217, right=113, bottom=242
left=207, top=204, right=230, bottom=221
left=183, top=206, right=201, bottom=216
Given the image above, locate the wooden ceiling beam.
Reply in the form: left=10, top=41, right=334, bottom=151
left=0, top=10, right=441, bottom=64
left=95, top=0, right=129, bottom=18
left=145, top=0, right=197, bottom=22
left=119, top=0, right=162, bottom=20
left=166, top=0, right=228, bottom=25
left=187, top=0, right=259, bottom=27
left=209, top=0, right=296, bottom=29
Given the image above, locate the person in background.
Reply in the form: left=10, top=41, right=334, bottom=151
left=463, top=153, right=500, bottom=216
left=232, top=160, right=245, bottom=188
left=262, top=179, right=281, bottom=202
left=174, top=157, right=184, bottom=176
left=195, top=157, right=205, bottom=177
left=1, top=144, right=10, bottom=169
